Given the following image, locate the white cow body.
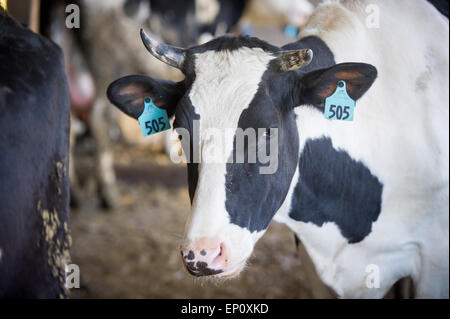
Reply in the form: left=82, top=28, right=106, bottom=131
left=274, top=0, right=449, bottom=298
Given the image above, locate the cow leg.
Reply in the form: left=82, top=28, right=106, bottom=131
left=393, top=276, right=414, bottom=299
left=414, top=262, right=449, bottom=298
left=89, top=97, right=120, bottom=210
left=413, top=251, right=449, bottom=298
left=294, top=235, right=336, bottom=298
left=412, top=202, right=449, bottom=298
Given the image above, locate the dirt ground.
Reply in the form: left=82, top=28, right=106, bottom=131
left=69, top=141, right=314, bottom=299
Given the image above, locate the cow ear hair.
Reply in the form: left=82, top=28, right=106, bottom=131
left=107, top=75, right=185, bottom=119
left=299, top=63, right=377, bottom=108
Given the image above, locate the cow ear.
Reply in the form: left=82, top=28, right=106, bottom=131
left=107, top=75, right=185, bottom=119
left=299, top=63, right=377, bottom=108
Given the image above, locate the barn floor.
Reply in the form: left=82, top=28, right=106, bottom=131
left=69, top=142, right=314, bottom=299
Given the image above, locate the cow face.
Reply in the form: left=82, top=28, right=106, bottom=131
left=107, top=30, right=377, bottom=278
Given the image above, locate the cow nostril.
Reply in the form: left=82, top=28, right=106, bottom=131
left=181, top=239, right=229, bottom=276
left=184, top=250, right=195, bottom=261
left=210, top=243, right=225, bottom=267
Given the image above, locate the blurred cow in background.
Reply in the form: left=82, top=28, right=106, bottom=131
left=245, top=0, right=314, bottom=28
left=124, top=0, right=247, bottom=45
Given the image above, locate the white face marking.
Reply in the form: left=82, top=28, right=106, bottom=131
left=184, top=47, right=274, bottom=268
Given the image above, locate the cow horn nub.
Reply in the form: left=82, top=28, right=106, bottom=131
left=140, top=29, right=185, bottom=70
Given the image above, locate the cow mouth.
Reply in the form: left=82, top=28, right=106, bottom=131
left=181, top=257, right=246, bottom=278
left=212, top=260, right=245, bottom=278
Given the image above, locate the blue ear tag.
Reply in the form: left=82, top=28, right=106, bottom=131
left=324, top=80, right=356, bottom=121
left=284, top=24, right=299, bottom=38
left=138, top=97, right=171, bottom=136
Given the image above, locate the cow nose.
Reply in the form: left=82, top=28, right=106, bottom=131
left=180, top=238, right=228, bottom=276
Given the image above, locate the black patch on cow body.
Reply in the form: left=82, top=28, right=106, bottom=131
left=288, top=137, right=383, bottom=243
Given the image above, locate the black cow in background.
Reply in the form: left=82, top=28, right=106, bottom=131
left=0, top=8, right=71, bottom=298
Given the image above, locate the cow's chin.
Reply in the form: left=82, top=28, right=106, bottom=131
left=211, top=260, right=246, bottom=279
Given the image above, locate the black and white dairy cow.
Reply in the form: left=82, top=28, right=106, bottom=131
left=108, top=0, right=449, bottom=298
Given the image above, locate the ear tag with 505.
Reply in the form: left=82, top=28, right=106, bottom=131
left=138, top=97, right=171, bottom=136
left=324, top=80, right=356, bottom=121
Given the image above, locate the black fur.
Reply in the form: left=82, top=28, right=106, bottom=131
left=0, top=9, right=70, bottom=298
left=106, top=75, right=185, bottom=119
left=224, top=70, right=300, bottom=232
left=289, top=138, right=383, bottom=243
left=428, top=0, right=449, bottom=17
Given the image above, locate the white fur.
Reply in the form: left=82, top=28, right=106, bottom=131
left=274, top=0, right=449, bottom=298
left=184, top=48, right=273, bottom=269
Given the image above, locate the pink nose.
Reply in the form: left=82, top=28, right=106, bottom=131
left=180, top=238, right=228, bottom=276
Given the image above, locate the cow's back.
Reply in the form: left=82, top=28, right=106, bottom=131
left=0, top=9, right=71, bottom=298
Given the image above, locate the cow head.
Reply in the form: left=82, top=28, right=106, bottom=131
left=107, top=30, right=377, bottom=278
